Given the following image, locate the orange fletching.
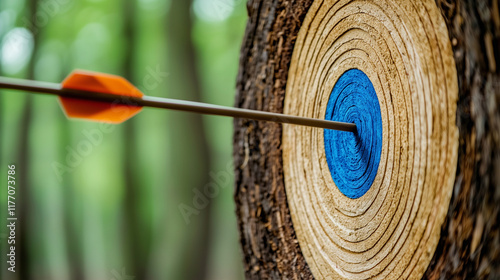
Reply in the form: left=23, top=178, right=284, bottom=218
left=59, top=70, right=143, bottom=123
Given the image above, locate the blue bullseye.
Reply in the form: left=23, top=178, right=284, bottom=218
left=324, top=69, right=383, bottom=199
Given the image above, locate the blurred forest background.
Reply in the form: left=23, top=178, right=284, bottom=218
left=0, top=0, right=247, bottom=279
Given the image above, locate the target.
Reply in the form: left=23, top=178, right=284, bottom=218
left=282, top=0, right=459, bottom=278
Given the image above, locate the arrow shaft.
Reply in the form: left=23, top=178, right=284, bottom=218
left=0, top=76, right=356, bottom=132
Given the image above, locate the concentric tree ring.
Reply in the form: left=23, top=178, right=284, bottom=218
left=283, top=0, right=458, bottom=279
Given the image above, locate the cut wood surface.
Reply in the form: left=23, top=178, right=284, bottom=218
left=233, top=0, right=500, bottom=279
left=283, top=0, right=458, bottom=279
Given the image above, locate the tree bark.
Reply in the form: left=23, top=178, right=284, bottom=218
left=233, top=1, right=313, bottom=279
left=233, top=0, right=500, bottom=279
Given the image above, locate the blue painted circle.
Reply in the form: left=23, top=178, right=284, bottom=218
left=324, top=69, right=383, bottom=199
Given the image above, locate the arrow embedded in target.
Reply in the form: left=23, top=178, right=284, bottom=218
left=0, top=70, right=357, bottom=132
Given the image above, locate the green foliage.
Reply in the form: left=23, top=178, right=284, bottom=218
left=0, top=0, right=247, bottom=279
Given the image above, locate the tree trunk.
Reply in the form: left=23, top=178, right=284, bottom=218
left=121, top=0, right=152, bottom=278
left=17, top=0, right=39, bottom=278
left=233, top=0, right=500, bottom=279
left=166, top=1, right=213, bottom=279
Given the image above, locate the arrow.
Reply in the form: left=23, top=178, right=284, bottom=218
left=0, top=70, right=357, bottom=132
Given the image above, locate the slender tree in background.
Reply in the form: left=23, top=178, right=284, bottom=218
left=61, top=115, right=84, bottom=280
left=233, top=0, right=499, bottom=279
left=167, top=1, right=213, bottom=279
left=122, top=0, right=152, bottom=278
left=17, top=0, right=39, bottom=278
left=57, top=17, right=85, bottom=280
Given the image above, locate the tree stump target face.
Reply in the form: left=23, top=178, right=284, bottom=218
left=283, top=0, right=459, bottom=279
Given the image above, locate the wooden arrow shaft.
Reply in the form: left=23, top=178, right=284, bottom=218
left=0, top=76, right=357, bottom=132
